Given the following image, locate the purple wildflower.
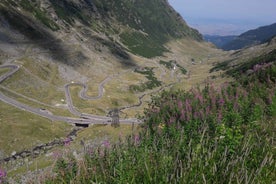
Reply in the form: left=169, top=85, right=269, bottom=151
left=168, top=117, right=175, bottom=125
left=199, top=110, right=205, bottom=121
left=102, top=140, right=111, bottom=149
left=268, top=94, right=273, bottom=105
left=234, top=102, right=239, bottom=111
left=199, top=95, right=204, bottom=104
left=211, top=95, right=217, bottom=109
left=152, top=108, right=160, bottom=113
left=86, top=147, right=95, bottom=156
left=92, top=166, right=97, bottom=174
left=134, top=134, right=140, bottom=145
left=193, top=112, right=199, bottom=120
left=210, top=83, right=216, bottom=92
left=180, top=110, right=185, bottom=121
left=253, top=64, right=262, bottom=72
left=99, top=149, right=105, bottom=157
left=0, top=168, right=7, bottom=183
left=253, top=62, right=272, bottom=72
left=219, top=98, right=225, bottom=106
left=64, top=137, right=71, bottom=146
left=222, top=82, right=229, bottom=89
left=52, top=151, right=62, bottom=159
left=235, top=91, right=239, bottom=100
left=242, top=89, right=248, bottom=98
left=195, top=93, right=204, bottom=104
left=223, top=89, right=229, bottom=101
left=185, top=99, right=192, bottom=113
left=205, top=106, right=211, bottom=116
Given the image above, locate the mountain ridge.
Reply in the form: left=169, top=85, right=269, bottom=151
left=0, top=0, right=202, bottom=59
left=222, top=22, right=276, bottom=51
left=204, top=34, right=237, bottom=48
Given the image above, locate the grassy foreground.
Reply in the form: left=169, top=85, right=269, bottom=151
left=1, top=62, right=276, bottom=183
left=39, top=61, right=275, bottom=183
left=0, top=101, right=71, bottom=157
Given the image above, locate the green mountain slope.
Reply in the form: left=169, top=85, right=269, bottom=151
left=0, top=0, right=202, bottom=58
left=210, top=36, right=276, bottom=77
left=0, top=0, right=214, bottom=160
left=222, top=23, right=276, bottom=51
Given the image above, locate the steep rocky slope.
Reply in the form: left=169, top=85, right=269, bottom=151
left=0, top=0, right=202, bottom=59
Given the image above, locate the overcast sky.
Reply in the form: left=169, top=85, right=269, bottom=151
left=168, top=0, right=276, bottom=35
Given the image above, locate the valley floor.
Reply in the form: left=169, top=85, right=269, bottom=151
left=0, top=38, right=235, bottom=180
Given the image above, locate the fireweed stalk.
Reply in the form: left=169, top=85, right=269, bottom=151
left=0, top=168, right=6, bottom=183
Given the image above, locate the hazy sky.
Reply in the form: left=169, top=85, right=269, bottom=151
left=168, top=0, right=276, bottom=35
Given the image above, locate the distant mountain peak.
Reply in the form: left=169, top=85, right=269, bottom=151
left=222, top=22, right=276, bottom=51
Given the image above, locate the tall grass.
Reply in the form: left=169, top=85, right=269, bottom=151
left=39, top=63, right=276, bottom=183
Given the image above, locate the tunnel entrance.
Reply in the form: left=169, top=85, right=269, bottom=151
left=75, top=123, right=89, bottom=128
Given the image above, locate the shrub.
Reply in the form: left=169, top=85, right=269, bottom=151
left=44, top=62, right=275, bottom=183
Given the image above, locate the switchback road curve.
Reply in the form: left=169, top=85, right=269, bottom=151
left=0, top=64, right=141, bottom=125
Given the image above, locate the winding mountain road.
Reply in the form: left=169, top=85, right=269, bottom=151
left=0, top=64, right=141, bottom=125
left=64, top=77, right=111, bottom=116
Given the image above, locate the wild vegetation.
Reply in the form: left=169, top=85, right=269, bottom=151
left=129, top=67, right=162, bottom=92
left=159, top=60, right=187, bottom=74
left=0, top=0, right=202, bottom=58
left=20, top=60, right=274, bottom=183
left=19, top=0, right=59, bottom=31
left=0, top=1, right=275, bottom=183
left=210, top=48, right=276, bottom=74
left=93, top=0, right=202, bottom=57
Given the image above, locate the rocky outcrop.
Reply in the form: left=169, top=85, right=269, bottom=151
left=0, top=128, right=80, bottom=164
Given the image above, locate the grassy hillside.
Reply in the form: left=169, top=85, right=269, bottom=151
left=105, top=0, right=202, bottom=57
left=0, top=0, right=202, bottom=58
left=19, top=54, right=275, bottom=184
left=210, top=48, right=276, bottom=75
left=0, top=101, right=71, bottom=157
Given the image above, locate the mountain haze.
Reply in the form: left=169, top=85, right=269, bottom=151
left=204, top=35, right=237, bottom=48
left=1, top=0, right=275, bottom=182
left=222, top=23, right=276, bottom=51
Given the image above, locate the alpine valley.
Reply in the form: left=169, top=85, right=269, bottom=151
left=0, top=0, right=275, bottom=183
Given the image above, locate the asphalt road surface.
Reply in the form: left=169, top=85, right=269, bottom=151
left=0, top=64, right=141, bottom=125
